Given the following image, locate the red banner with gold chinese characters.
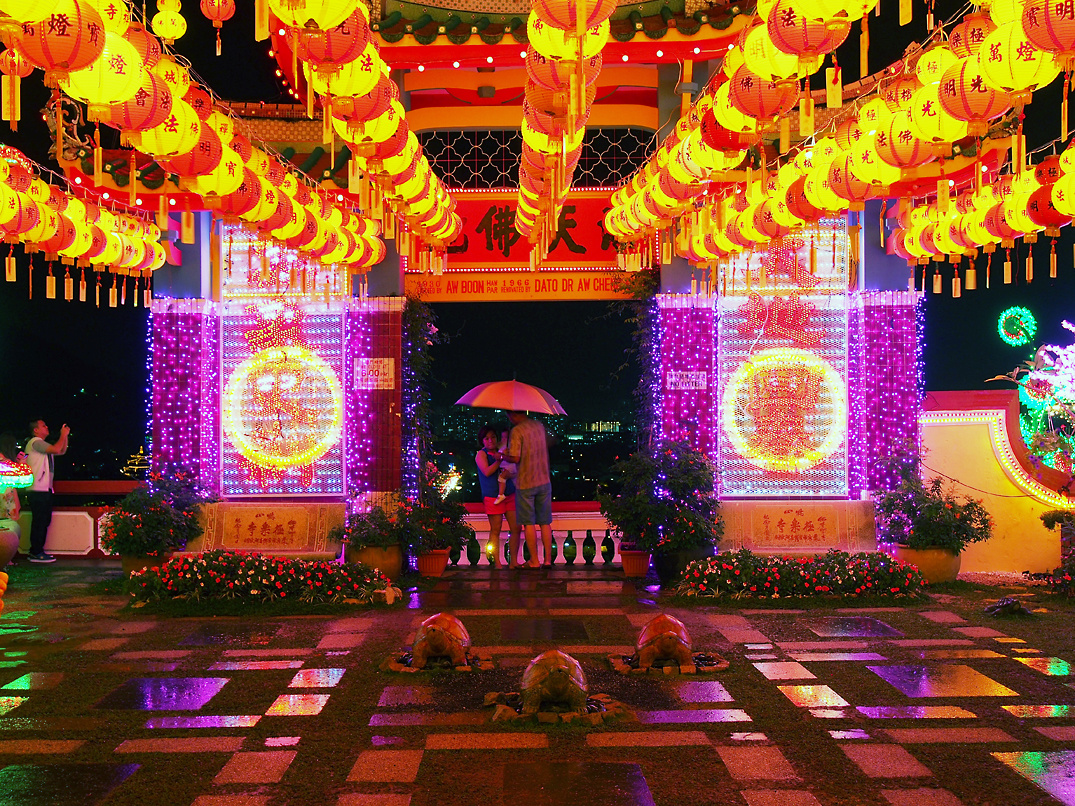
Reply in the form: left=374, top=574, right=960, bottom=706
left=435, top=189, right=618, bottom=270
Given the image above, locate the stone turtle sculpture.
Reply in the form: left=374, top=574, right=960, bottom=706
left=410, top=612, right=471, bottom=669
left=634, top=613, right=693, bottom=671
left=521, top=650, right=588, bottom=715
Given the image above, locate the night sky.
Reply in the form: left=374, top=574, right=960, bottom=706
left=2, top=0, right=1074, bottom=475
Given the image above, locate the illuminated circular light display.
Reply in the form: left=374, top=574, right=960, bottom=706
left=223, top=346, right=343, bottom=469
left=997, top=306, right=1037, bottom=346
left=721, top=347, right=847, bottom=473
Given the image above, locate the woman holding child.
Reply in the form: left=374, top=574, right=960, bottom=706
left=475, top=425, right=522, bottom=569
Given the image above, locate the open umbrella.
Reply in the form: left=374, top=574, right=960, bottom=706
left=455, top=380, right=568, bottom=415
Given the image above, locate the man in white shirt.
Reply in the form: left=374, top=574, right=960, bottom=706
left=25, top=419, right=69, bottom=564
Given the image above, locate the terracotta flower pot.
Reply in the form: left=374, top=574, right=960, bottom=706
left=889, top=545, right=961, bottom=584
left=619, top=549, right=652, bottom=578
left=416, top=548, right=451, bottom=578
left=346, top=544, right=404, bottom=581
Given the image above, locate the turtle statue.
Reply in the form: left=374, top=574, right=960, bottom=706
left=520, top=650, right=588, bottom=715
left=410, top=612, right=471, bottom=669
left=634, top=613, right=693, bottom=671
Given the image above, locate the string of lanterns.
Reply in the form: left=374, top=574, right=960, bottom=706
left=0, top=0, right=390, bottom=298
left=604, top=0, right=1075, bottom=296
left=514, top=0, right=616, bottom=268
left=269, top=0, right=462, bottom=274
left=1, top=145, right=167, bottom=306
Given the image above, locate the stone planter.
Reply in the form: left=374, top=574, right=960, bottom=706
left=889, top=545, right=961, bottom=584
left=121, top=553, right=173, bottom=577
left=653, top=545, right=716, bottom=586
left=619, top=549, right=652, bottom=578
left=415, top=548, right=451, bottom=578
left=346, top=544, right=403, bottom=581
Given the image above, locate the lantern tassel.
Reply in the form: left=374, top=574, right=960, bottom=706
left=860, top=13, right=869, bottom=79
left=27, top=257, right=32, bottom=300
left=79, top=269, right=86, bottom=302
left=5, top=246, right=14, bottom=282
left=63, top=267, right=72, bottom=301
left=216, top=28, right=222, bottom=56
left=1, top=74, right=20, bottom=131
left=1026, top=248, right=1034, bottom=282
left=1064, top=71, right=1070, bottom=142
left=1004, top=248, right=1012, bottom=284
left=254, top=0, right=269, bottom=40
left=1052, top=239, right=1058, bottom=278
left=932, top=267, right=942, bottom=294
left=952, top=266, right=961, bottom=298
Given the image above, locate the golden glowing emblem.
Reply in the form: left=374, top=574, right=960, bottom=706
left=721, top=348, right=847, bottom=473
left=223, top=345, right=343, bottom=470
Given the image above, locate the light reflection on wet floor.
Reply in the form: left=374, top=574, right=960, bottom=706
left=1014, top=657, right=1073, bottom=676
left=778, top=685, right=849, bottom=707
left=289, top=668, right=345, bottom=688
left=95, top=678, right=230, bottom=710
left=1002, top=705, right=1075, bottom=718
left=209, top=660, right=305, bottom=671
left=0, top=696, right=27, bottom=715
left=804, top=617, right=904, bottom=638
left=856, top=706, right=977, bottom=719
left=265, top=694, right=330, bottom=715
left=993, top=750, right=1075, bottom=805
left=868, top=665, right=1019, bottom=698
left=145, top=715, right=262, bottom=728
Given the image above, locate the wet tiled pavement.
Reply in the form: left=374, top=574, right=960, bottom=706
left=1, top=561, right=1074, bottom=805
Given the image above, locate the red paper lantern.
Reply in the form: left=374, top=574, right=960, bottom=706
left=1026, top=185, right=1068, bottom=228
left=767, top=0, right=849, bottom=62
left=332, top=76, right=396, bottom=123
left=949, top=12, right=996, bottom=58
left=875, top=110, right=935, bottom=167
left=182, top=85, right=214, bottom=121
left=729, top=66, right=799, bottom=120
left=199, top=0, right=235, bottom=28
left=38, top=212, right=76, bottom=253
left=216, top=168, right=262, bottom=216
left=257, top=191, right=295, bottom=232
left=124, top=22, right=162, bottom=68
left=104, top=72, right=173, bottom=131
left=1022, top=0, right=1075, bottom=57
left=296, top=7, right=370, bottom=71
left=229, top=133, right=253, bottom=163
left=753, top=199, right=791, bottom=239
left=983, top=203, right=1022, bottom=239
left=880, top=72, right=921, bottom=111
left=0, top=45, right=34, bottom=77
left=938, top=58, right=1011, bottom=134
left=17, top=0, right=106, bottom=86
left=785, top=176, right=823, bottom=222
left=827, top=154, right=871, bottom=206
left=160, top=124, right=222, bottom=176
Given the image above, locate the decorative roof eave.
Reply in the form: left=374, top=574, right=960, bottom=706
left=373, top=12, right=750, bottom=70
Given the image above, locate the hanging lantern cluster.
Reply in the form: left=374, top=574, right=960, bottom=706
left=603, top=0, right=1071, bottom=287
left=1, top=148, right=167, bottom=304
left=2, top=0, right=387, bottom=286
left=515, top=0, right=616, bottom=266
left=285, top=3, right=460, bottom=270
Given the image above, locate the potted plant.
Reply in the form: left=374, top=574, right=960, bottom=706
left=597, top=440, right=723, bottom=584
left=330, top=506, right=404, bottom=581
left=396, top=496, right=473, bottom=578
left=101, top=469, right=215, bottom=576
left=873, top=449, right=994, bottom=583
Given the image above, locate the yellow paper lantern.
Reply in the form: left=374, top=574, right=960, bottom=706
left=61, top=31, right=142, bottom=120
left=916, top=46, right=957, bottom=84
left=978, top=21, right=1060, bottom=96
left=908, top=83, right=969, bottom=143
left=153, top=55, right=191, bottom=97
left=133, top=97, right=200, bottom=157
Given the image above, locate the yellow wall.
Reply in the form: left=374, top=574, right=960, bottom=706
left=920, top=410, right=1067, bottom=573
